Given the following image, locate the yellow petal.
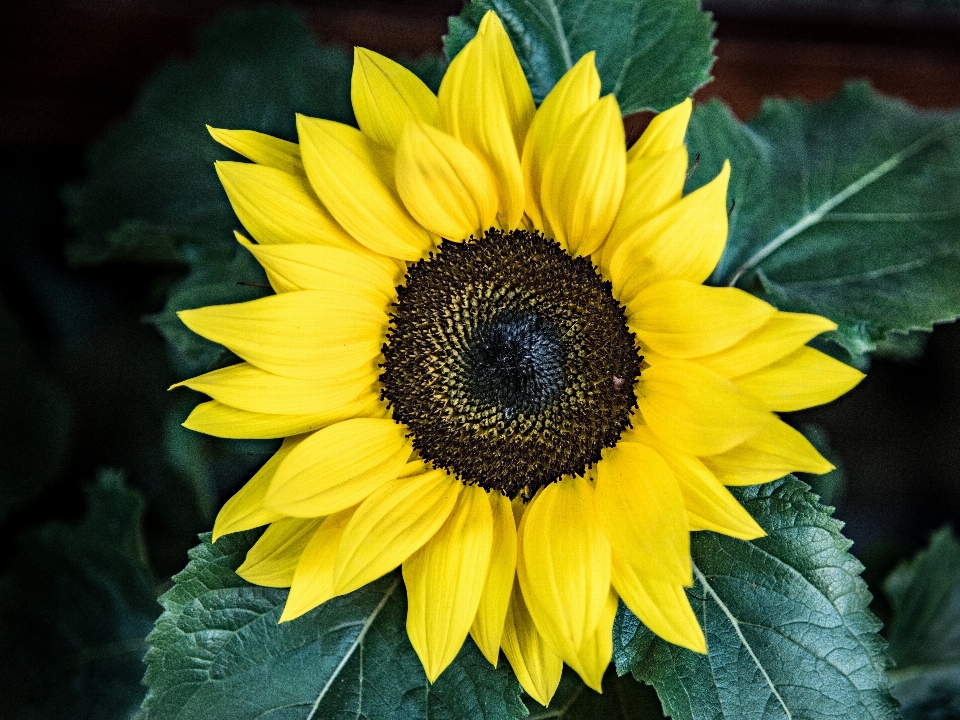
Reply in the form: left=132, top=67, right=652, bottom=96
left=177, top=290, right=387, bottom=380
left=598, top=146, right=688, bottom=274
left=297, top=115, right=435, bottom=260
left=522, top=53, right=601, bottom=230
left=213, top=436, right=305, bottom=540
left=567, top=588, right=618, bottom=692
left=626, top=98, right=693, bottom=161
left=610, top=161, right=730, bottom=300
left=215, top=161, right=359, bottom=250
left=439, top=12, right=534, bottom=229
left=625, top=426, right=765, bottom=540
left=517, top=476, right=611, bottom=667
left=279, top=506, right=358, bottom=622
left=173, top=361, right=378, bottom=416
left=627, top=280, right=775, bottom=359
left=404, top=484, right=494, bottom=682
left=265, top=418, right=412, bottom=517
left=333, top=469, right=461, bottom=595
left=237, top=516, right=324, bottom=588
left=236, top=232, right=400, bottom=298
left=470, top=491, right=517, bottom=665
left=182, top=399, right=381, bottom=439
left=638, top=358, right=773, bottom=456
left=734, top=346, right=865, bottom=412
left=395, top=122, right=499, bottom=241
left=351, top=48, right=441, bottom=149
left=208, top=126, right=304, bottom=176
left=540, top=95, right=626, bottom=256
left=500, top=579, right=563, bottom=707
left=696, top=312, right=838, bottom=379
left=703, top=418, right=834, bottom=485
left=611, top=555, right=706, bottom=653
left=595, top=443, right=691, bottom=584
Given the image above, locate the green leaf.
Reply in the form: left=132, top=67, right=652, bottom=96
left=614, top=477, right=898, bottom=720
left=885, top=527, right=960, bottom=719
left=524, top=667, right=665, bottom=719
left=0, top=471, right=158, bottom=719
left=66, top=6, right=353, bottom=268
left=0, top=299, right=70, bottom=521
left=143, top=531, right=526, bottom=720
left=688, top=83, right=960, bottom=363
left=444, top=0, right=715, bottom=114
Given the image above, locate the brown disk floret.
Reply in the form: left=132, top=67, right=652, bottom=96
left=380, top=229, right=642, bottom=498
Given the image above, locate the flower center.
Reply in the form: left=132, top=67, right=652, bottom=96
left=380, top=229, right=642, bottom=498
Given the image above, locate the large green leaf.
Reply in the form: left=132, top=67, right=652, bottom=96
left=688, top=83, right=960, bottom=362
left=142, top=531, right=526, bottom=720
left=444, top=0, right=715, bottom=114
left=66, top=6, right=353, bottom=268
left=614, top=477, right=898, bottom=720
left=0, top=471, right=158, bottom=719
left=885, top=527, right=960, bottom=719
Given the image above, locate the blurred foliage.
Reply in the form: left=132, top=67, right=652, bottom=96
left=885, top=527, right=960, bottom=719
left=0, top=472, right=156, bottom=718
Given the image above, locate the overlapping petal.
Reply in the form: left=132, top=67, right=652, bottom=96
left=297, top=115, right=435, bottom=259
left=237, top=516, right=324, bottom=589
left=404, top=484, right=494, bottom=681
left=517, top=477, right=611, bottom=669
left=395, top=122, right=500, bottom=240
left=501, top=580, right=563, bottom=707
left=438, top=12, right=534, bottom=228
left=208, top=126, right=304, bottom=176
left=351, top=48, right=441, bottom=149
left=470, top=491, right=518, bottom=665
left=265, top=418, right=412, bottom=517
left=539, top=95, right=625, bottom=256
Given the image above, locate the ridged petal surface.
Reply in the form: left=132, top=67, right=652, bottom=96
left=540, top=95, right=625, bottom=256
left=333, top=470, right=461, bottom=596
left=403, top=485, right=494, bottom=682
left=395, top=122, right=499, bottom=241
left=638, top=358, right=773, bottom=456
left=297, top=115, right=435, bottom=260
left=518, top=477, right=611, bottom=668
left=351, top=48, right=440, bottom=149
left=265, top=418, right=412, bottom=517
left=470, top=491, right=517, bottom=665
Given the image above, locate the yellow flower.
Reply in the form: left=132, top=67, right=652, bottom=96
left=174, top=11, right=864, bottom=705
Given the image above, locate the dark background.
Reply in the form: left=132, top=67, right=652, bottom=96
left=1, top=0, right=959, bottom=606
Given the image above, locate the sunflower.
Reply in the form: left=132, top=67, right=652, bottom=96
left=173, top=11, right=864, bottom=705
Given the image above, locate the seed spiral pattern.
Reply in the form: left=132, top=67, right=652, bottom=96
left=380, top=229, right=642, bottom=497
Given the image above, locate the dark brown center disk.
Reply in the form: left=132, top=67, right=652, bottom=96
left=379, top=229, right=642, bottom=498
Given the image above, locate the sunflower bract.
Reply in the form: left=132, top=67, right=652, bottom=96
left=179, top=10, right=864, bottom=705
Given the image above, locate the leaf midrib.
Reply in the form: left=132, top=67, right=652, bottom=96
left=306, top=577, right=400, bottom=720
left=726, top=116, right=960, bottom=288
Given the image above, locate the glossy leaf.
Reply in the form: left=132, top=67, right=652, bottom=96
left=614, top=477, right=898, bottom=720
left=444, top=0, right=715, bottom=114
left=142, top=531, right=526, bottom=720
left=690, top=83, right=960, bottom=363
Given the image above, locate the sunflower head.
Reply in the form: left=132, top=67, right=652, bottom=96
left=175, top=10, right=864, bottom=705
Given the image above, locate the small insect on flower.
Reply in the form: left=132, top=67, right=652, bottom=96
left=172, top=10, right=864, bottom=706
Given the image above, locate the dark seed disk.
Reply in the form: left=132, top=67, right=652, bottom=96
left=380, top=229, right=642, bottom=498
